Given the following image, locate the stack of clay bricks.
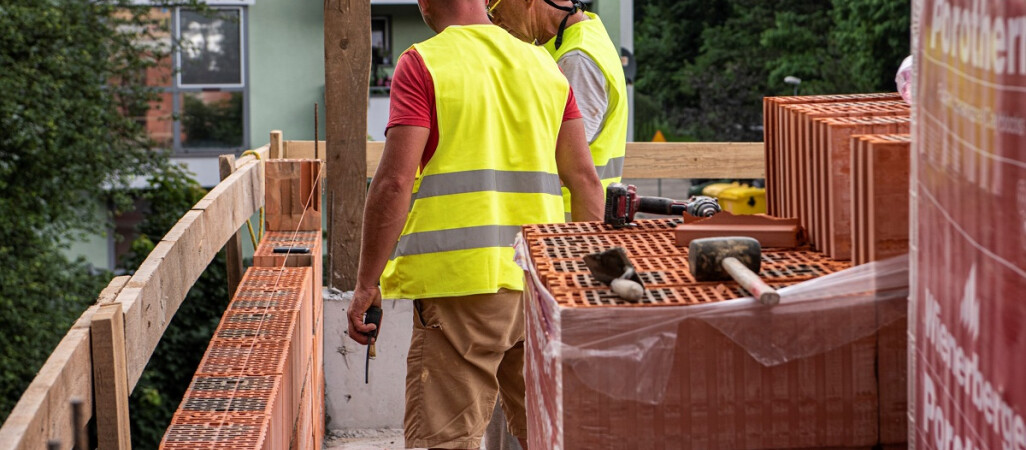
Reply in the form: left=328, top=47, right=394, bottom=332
left=521, top=219, right=911, bottom=449
left=850, top=134, right=911, bottom=265
left=524, top=220, right=849, bottom=305
left=763, top=93, right=911, bottom=263
left=160, top=160, right=324, bottom=449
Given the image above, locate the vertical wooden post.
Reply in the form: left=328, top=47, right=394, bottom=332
left=270, top=130, right=283, bottom=159
left=324, top=0, right=370, bottom=290
left=90, top=303, right=131, bottom=450
left=219, top=154, right=244, bottom=297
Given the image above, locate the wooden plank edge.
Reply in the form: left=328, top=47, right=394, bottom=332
left=285, top=141, right=764, bottom=179
left=0, top=329, right=92, bottom=450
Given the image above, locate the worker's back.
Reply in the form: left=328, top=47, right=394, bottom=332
left=381, top=25, right=569, bottom=300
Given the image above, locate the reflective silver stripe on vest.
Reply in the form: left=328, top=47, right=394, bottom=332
left=413, top=169, right=562, bottom=201
left=391, top=225, right=523, bottom=259
left=595, top=156, right=624, bottom=180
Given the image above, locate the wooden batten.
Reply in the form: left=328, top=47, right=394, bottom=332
left=91, top=303, right=132, bottom=450
left=282, top=140, right=764, bottom=180
left=119, top=156, right=265, bottom=389
left=219, top=154, right=244, bottom=297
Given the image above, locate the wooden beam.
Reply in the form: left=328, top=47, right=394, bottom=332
left=324, top=0, right=370, bottom=291
left=0, top=331, right=92, bottom=450
left=270, top=130, right=283, bottom=159
left=622, top=142, right=764, bottom=179
left=118, top=158, right=264, bottom=389
left=219, top=155, right=244, bottom=297
left=0, top=276, right=129, bottom=450
left=90, top=303, right=131, bottom=450
left=283, top=141, right=763, bottom=179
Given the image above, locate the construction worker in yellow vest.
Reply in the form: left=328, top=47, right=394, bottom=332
left=345, top=0, right=604, bottom=448
left=489, top=0, right=629, bottom=221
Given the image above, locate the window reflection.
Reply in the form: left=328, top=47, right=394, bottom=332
left=180, top=92, right=244, bottom=148
left=179, top=9, right=242, bottom=86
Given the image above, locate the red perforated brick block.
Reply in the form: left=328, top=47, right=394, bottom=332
left=197, top=340, right=291, bottom=376
left=523, top=219, right=682, bottom=238
left=214, top=310, right=298, bottom=341
left=522, top=221, right=849, bottom=307
left=196, top=341, right=304, bottom=438
left=161, top=412, right=271, bottom=450
left=265, top=160, right=323, bottom=232
left=253, top=231, right=323, bottom=320
left=764, top=94, right=902, bottom=214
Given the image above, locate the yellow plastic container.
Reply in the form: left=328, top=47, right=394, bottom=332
left=701, top=182, right=742, bottom=197
left=716, top=186, right=767, bottom=215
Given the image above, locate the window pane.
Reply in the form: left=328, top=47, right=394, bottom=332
left=181, top=92, right=243, bottom=148
left=179, top=9, right=242, bottom=86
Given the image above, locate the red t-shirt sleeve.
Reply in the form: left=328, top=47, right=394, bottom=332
left=386, top=49, right=439, bottom=168
left=387, top=50, right=433, bottom=131
left=563, top=86, right=583, bottom=122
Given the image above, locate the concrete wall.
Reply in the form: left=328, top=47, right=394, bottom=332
left=324, top=291, right=413, bottom=430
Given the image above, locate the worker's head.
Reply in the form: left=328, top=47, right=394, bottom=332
left=417, top=0, right=489, bottom=33
left=488, top=0, right=584, bottom=45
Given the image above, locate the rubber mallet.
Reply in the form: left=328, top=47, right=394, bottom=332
left=688, top=237, right=780, bottom=305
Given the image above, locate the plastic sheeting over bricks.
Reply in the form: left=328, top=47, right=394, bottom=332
left=518, top=219, right=909, bottom=449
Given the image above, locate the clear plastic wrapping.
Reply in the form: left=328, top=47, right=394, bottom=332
left=517, top=236, right=909, bottom=449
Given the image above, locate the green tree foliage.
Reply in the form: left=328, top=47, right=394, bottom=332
left=634, top=0, right=911, bottom=141
left=0, top=0, right=203, bottom=424
left=0, top=0, right=169, bottom=421
left=116, top=165, right=231, bottom=448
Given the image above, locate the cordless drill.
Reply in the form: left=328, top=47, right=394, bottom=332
left=604, top=183, right=721, bottom=228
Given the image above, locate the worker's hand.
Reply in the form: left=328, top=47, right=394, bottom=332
left=347, top=285, right=382, bottom=346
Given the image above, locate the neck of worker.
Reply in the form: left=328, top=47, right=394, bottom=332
left=532, top=4, right=589, bottom=44
left=435, top=8, right=491, bottom=30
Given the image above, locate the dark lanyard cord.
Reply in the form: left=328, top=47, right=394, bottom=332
left=543, top=0, right=585, bottom=50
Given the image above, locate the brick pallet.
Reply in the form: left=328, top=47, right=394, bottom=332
left=521, top=219, right=903, bottom=449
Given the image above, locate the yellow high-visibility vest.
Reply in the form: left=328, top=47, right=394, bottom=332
left=545, top=12, right=629, bottom=216
left=380, top=25, right=568, bottom=300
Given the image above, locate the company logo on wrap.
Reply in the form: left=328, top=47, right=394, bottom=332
left=958, top=264, right=980, bottom=341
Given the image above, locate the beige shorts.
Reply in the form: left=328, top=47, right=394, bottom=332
left=404, top=289, right=527, bottom=449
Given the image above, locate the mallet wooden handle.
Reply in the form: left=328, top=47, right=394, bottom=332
left=722, top=257, right=781, bottom=305
left=610, top=278, right=645, bottom=301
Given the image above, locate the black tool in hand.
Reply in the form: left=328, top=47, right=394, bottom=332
left=363, top=304, right=383, bottom=384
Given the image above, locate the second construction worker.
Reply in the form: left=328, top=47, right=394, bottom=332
left=490, top=0, right=629, bottom=220
left=346, top=0, right=604, bottom=449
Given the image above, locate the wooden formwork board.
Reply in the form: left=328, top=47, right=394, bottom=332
left=0, top=276, right=129, bottom=450
left=282, top=140, right=766, bottom=180
left=119, top=157, right=265, bottom=389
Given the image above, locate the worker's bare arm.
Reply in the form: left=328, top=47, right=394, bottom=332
left=555, top=118, right=603, bottom=222
left=348, top=125, right=430, bottom=345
